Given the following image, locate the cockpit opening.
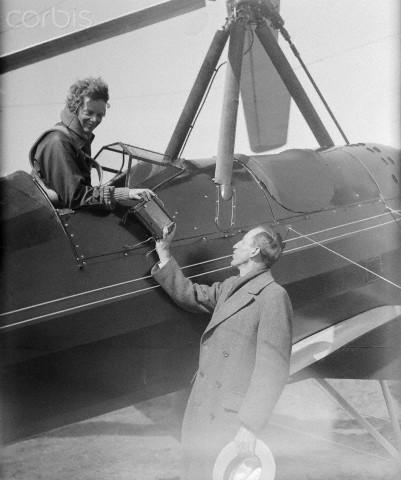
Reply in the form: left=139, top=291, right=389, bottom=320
left=93, top=142, right=183, bottom=191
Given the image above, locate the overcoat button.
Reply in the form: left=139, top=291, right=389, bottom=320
left=199, top=371, right=204, bottom=378
left=216, top=380, right=222, bottom=388
left=210, top=413, right=215, bottom=420
left=223, top=351, right=229, bottom=357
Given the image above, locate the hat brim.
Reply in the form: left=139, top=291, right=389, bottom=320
left=213, top=439, right=276, bottom=480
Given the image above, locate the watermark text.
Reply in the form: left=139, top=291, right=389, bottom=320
left=6, top=7, right=93, bottom=30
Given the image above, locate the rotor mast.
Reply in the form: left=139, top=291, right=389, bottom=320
left=165, top=0, right=335, bottom=200
left=215, top=2, right=248, bottom=200
left=215, top=0, right=334, bottom=200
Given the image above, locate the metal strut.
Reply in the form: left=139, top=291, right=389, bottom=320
left=259, top=0, right=350, bottom=145
left=215, top=10, right=247, bottom=200
left=254, top=21, right=334, bottom=148
left=315, top=379, right=401, bottom=465
left=380, top=380, right=401, bottom=452
left=164, top=28, right=229, bottom=162
left=165, top=0, right=338, bottom=206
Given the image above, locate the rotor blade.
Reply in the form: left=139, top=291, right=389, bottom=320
left=0, top=0, right=206, bottom=74
left=240, top=3, right=291, bottom=152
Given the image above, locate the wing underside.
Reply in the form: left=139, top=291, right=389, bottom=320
left=291, top=305, right=401, bottom=379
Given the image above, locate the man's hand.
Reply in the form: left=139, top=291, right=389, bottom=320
left=234, top=425, right=257, bottom=457
left=128, top=188, right=155, bottom=201
left=155, top=224, right=176, bottom=267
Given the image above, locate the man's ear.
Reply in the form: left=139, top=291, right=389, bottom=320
left=250, top=246, right=260, bottom=259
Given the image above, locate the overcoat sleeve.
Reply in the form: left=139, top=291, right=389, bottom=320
left=152, top=257, right=225, bottom=315
left=238, top=283, right=293, bottom=432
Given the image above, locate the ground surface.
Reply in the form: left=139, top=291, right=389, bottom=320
left=1, top=379, right=401, bottom=479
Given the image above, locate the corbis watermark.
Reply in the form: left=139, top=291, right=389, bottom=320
left=6, top=6, right=93, bottom=30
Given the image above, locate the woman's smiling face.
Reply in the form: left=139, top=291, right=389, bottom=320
left=77, top=96, right=107, bottom=136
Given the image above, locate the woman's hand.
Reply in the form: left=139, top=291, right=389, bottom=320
left=128, top=188, right=155, bottom=201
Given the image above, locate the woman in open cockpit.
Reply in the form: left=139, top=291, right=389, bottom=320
left=30, top=76, right=154, bottom=209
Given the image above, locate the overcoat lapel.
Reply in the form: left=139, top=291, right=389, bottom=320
left=203, top=269, right=275, bottom=336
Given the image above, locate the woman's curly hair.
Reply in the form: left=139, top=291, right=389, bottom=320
left=66, top=77, right=109, bottom=113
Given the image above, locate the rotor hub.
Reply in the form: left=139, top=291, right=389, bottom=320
left=226, top=0, right=281, bottom=28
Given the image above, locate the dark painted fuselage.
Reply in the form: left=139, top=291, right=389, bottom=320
left=1, top=142, right=400, bottom=443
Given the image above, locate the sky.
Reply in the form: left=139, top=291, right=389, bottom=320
left=0, top=0, right=400, bottom=177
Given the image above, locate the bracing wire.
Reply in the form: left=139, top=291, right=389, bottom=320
left=283, top=31, right=350, bottom=144
left=178, top=60, right=226, bottom=158
left=288, top=226, right=401, bottom=291
left=264, top=5, right=350, bottom=144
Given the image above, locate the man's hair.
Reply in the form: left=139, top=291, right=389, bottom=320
left=252, top=226, right=285, bottom=268
left=66, top=77, right=109, bottom=113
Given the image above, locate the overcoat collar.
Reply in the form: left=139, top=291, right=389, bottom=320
left=203, top=268, right=275, bottom=337
left=59, top=107, right=94, bottom=149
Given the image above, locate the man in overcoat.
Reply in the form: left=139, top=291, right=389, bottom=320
left=152, top=225, right=293, bottom=480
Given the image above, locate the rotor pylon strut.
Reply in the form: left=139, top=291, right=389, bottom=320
left=215, top=13, right=247, bottom=200
left=164, top=29, right=229, bottom=162
left=254, top=22, right=334, bottom=149
left=165, top=0, right=336, bottom=203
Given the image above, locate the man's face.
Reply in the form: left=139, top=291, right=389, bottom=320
left=77, top=96, right=107, bottom=136
left=231, top=228, right=262, bottom=268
